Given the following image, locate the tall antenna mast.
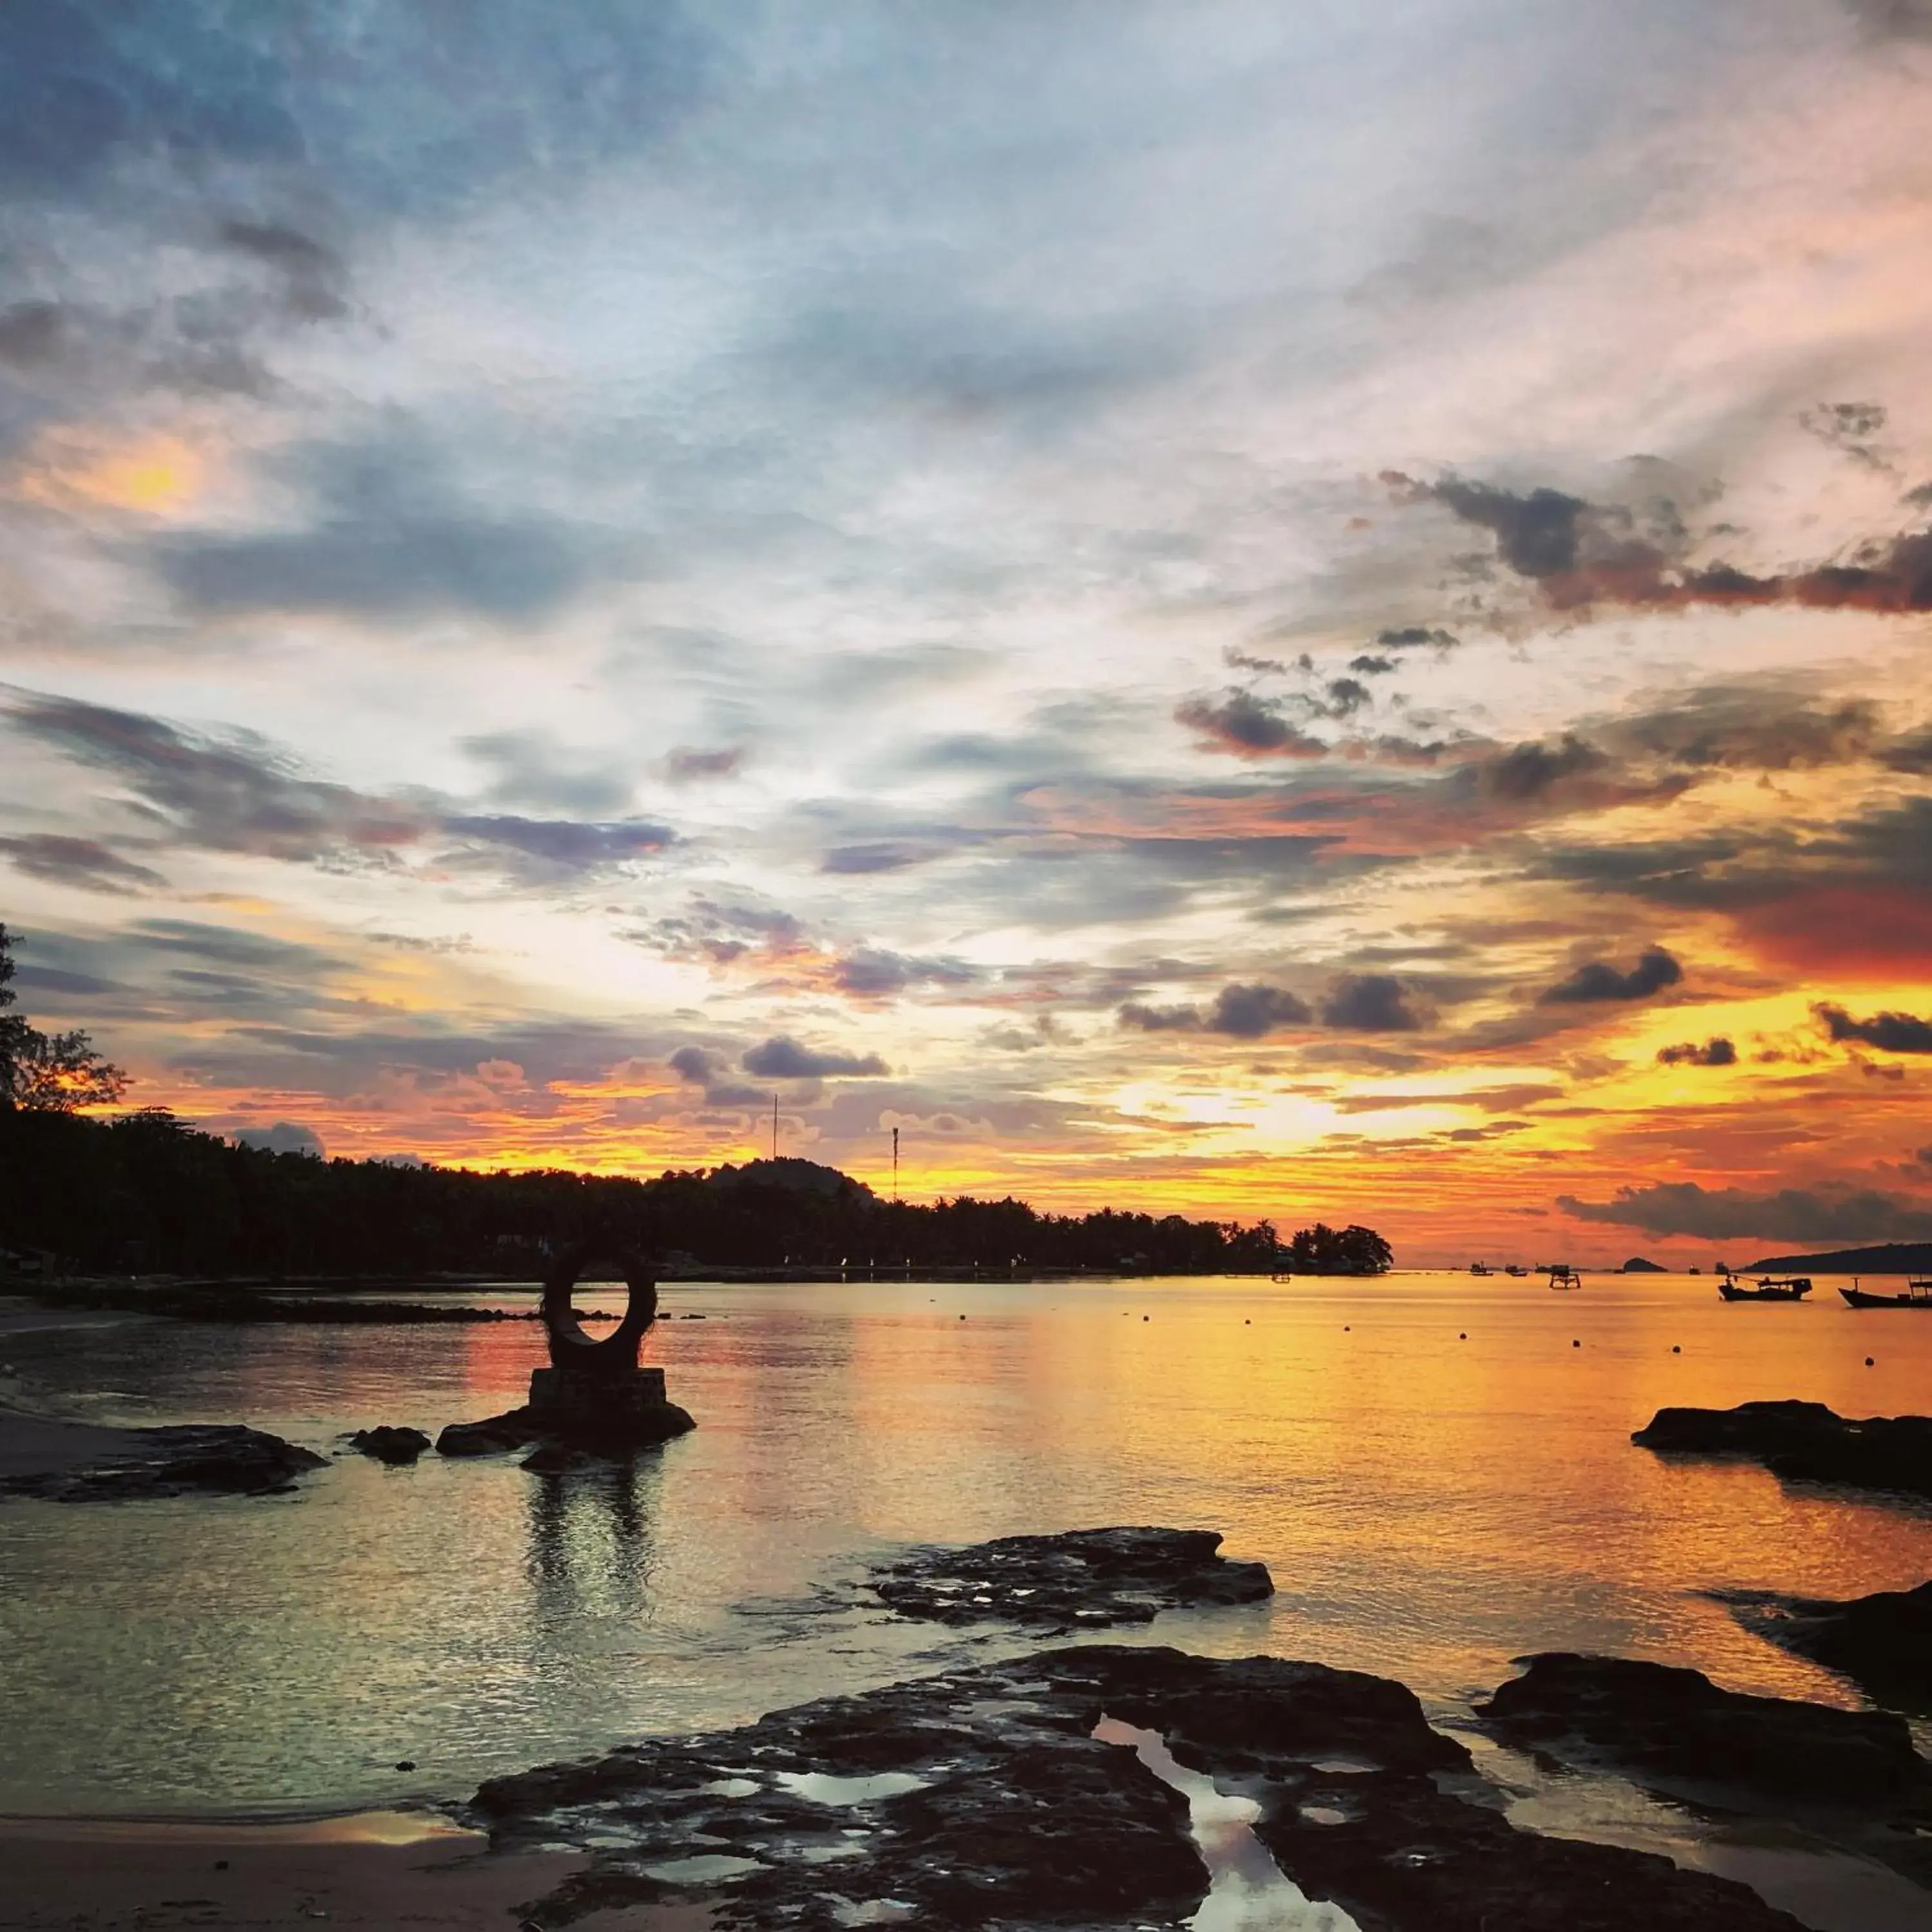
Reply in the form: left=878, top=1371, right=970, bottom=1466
left=891, top=1125, right=899, bottom=1201
left=771, top=1093, right=779, bottom=1162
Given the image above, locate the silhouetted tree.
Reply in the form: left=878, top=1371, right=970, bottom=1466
left=1287, top=1222, right=1392, bottom=1274
left=0, top=924, right=126, bottom=1113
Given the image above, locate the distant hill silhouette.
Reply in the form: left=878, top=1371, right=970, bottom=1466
left=1743, top=1242, right=1932, bottom=1274
left=1620, top=1256, right=1666, bottom=1273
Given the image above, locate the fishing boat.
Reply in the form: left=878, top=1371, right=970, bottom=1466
left=1840, top=1276, right=1932, bottom=1309
left=1470, top=1262, right=1493, bottom=1276
left=1503, top=1264, right=1529, bottom=1278
left=1547, top=1264, right=1582, bottom=1290
left=1718, top=1274, right=1812, bottom=1302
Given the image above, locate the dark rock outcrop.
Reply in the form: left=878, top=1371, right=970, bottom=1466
left=1622, top=1255, right=1667, bottom=1273
left=1718, top=1580, right=1932, bottom=1710
left=1633, top=1399, right=1932, bottom=1500
left=1478, top=1652, right=1932, bottom=1884
left=434, top=1399, right=694, bottom=1461
left=0, top=1423, right=326, bottom=1501
left=871, top=1526, right=1273, bottom=1627
left=346, top=1425, right=432, bottom=1465
left=469, top=1644, right=1808, bottom=1931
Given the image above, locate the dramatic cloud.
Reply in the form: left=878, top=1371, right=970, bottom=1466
left=1321, top=974, right=1426, bottom=1032
left=0, top=833, right=164, bottom=892
left=5, top=694, right=672, bottom=880
left=1561, top=1181, right=1932, bottom=1243
left=1400, top=471, right=1932, bottom=617
left=1540, top=948, right=1682, bottom=1005
left=1175, top=692, right=1327, bottom=760
left=1657, top=1036, right=1736, bottom=1066
left=741, top=1037, right=889, bottom=1080
left=833, top=949, right=979, bottom=998
left=1815, top=1002, right=1932, bottom=1053
left=1119, top=983, right=1311, bottom=1038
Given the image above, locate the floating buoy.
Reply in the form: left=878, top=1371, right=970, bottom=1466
left=1672, top=1345, right=1681, bottom=1354
left=1244, top=1318, right=1251, bottom=1325
left=1572, top=1339, right=1580, bottom=1348
left=1142, top=1314, right=1150, bottom=1321
left=1866, top=1356, right=1875, bottom=1367
left=1459, top=1332, right=1467, bottom=1340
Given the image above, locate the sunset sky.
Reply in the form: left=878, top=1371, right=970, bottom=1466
left=3, top=1, right=1931, bottom=1263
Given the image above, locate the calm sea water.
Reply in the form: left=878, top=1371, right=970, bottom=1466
left=2, top=1271, right=1929, bottom=1917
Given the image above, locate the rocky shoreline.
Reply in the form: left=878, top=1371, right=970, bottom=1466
left=469, top=1642, right=1821, bottom=1931
left=1633, top=1399, right=1932, bottom=1501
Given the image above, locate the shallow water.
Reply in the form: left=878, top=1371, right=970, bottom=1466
left=1, top=1271, right=1927, bottom=1835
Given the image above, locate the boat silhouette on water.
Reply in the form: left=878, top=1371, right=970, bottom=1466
left=1718, top=1274, right=1812, bottom=1302
left=1546, top=1264, right=1582, bottom=1290
left=1839, top=1276, right=1932, bottom=1309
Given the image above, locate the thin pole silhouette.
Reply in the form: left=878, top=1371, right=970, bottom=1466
left=892, top=1126, right=899, bottom=1201
left=771, top=1094, right=778, bottom=1162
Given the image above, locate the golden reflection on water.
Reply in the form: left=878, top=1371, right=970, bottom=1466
left=1, top=1273, right=1928, bottom=1814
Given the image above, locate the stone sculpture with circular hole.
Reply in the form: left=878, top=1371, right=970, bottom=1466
left=435, top=1247, right=695, bottom=1461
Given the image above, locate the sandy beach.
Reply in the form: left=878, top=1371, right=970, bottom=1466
left=0, top=1814, right=709, bottom=1932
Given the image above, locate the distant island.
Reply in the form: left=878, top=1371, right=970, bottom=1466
left=1620, top=1256, right=1667, bottom=1273
left=1742, top=1242, right=1932, bottom=1275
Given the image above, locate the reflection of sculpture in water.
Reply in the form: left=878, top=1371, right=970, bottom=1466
left=525, top=1448, right=662, bottom=1631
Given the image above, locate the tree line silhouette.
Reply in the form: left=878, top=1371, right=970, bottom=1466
left=0, top=924, right=1392, bottom=1279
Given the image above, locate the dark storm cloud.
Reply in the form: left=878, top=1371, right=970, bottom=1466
left=1469, top=734, right=1606, bottom=800
left=1375, top=627, right=1461, bottom=652
left=1323, top=677, right=1372, bottom=718
left=1348, top=655, right=1396, bottom=676
left=1124, top=982, right=1313, bottom=1037
left=1397, top=469, right=1932, bottom=616
left=1208, top=983, right=1313, bottom=1037
left=833, top=949, right=980, bottom=998
left=0, top=833, right=164, bottom=892
left=1540, top=947, right=1681, bottom=1004
left=1174, top=691, right=1327, bottom=759
left=742, top=1037, right=889, bottom=1080
left=668, top=1043, right=766, bottom=1108
left=441, top=814, right=673, bottom=867
left=6, top=690, right=426, bottom=861
left=1321, top=973, right=1426, bottom=1031
left=1815, top=1002, right=1932, bottom=1053
left=822, top=842, right=944, bottom=875
left=1657, top=1036, right=1736, bottom=1066
left=218, top=220, right=348, bottom=322
left=5, top=692, right=674, bottom=881
left=1428, top=479, right=1588, bottom=577
left=233, top=1121, right=325, bottom=1157
left=1604, top=688, right=1882, bottom=771
left=1560, top=1180, right=1932, bottom=1242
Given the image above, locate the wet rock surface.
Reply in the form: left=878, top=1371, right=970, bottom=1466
left=1479, top=1652, right=1932, bottom=1884
left=434, top=1399, right=694, bottom=1462
left=346, top=1425, right=433, bottom=1464
left=1718, top=1580, right=1932, bottom=1712
left=0, top=1423, right=326, bottom=1501
left=469, top=1643, right=1810, bottom=1930
left=869, top=1526, right=1273, bottom=1627
left=1633, top=1399, right=1932, bottom=1500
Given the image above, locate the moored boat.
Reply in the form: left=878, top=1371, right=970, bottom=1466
left=1547, top=1264, right=1581, bottom=1290
left=1470, top=1262, right=1493, bottom=1276
left=1840, top=1276, right=1932, bottom=1309
left=1718, top=1275, right=1812, bottom=1302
